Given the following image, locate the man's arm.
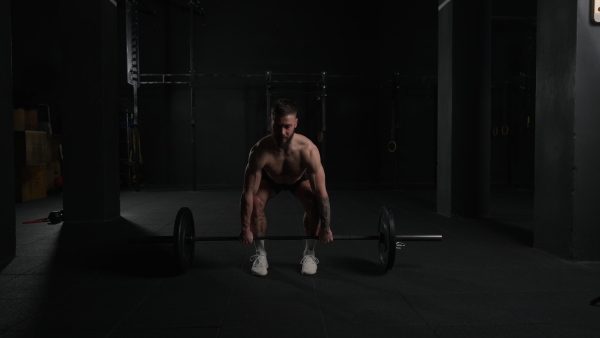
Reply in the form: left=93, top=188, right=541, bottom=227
left=306, top=145, right=333, bottom=243
left=239, top=149, right=263, bottom=243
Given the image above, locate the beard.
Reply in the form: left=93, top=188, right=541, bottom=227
left=274, top=131, right=294, bottom=146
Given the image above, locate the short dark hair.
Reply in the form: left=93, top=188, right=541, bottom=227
left=271, top=98, right=297, bottom=118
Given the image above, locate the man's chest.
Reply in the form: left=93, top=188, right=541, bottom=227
left=264, top=151, right=305, bottom=182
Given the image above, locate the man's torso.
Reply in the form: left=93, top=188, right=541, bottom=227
left=255, top=134, right=313, bottom=185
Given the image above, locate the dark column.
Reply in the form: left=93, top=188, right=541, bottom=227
left=535, top=0, right=600, bottom=260
left=60, top=0, right=120, bottom=223
left=0, top=0, right=15, bottom=267
left=437, top=0, right=492, bottom=217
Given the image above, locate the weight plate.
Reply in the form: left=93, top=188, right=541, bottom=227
left=173, top=207, right=195, bottom=274
left=378, top=206, right=396, bottom=271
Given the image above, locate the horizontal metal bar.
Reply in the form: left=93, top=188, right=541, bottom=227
left=130, top=234, right=442, bottom=243
left=271, top=72, right=323, bottom=76
left=141, top=73, right=265, bottom=78
left=189, top=235, right=379, bottom=241
left=270, top=80, right=323, bottom=84
left=140, top=72, right=362, bottom=79
left=258, top=235, right=380, bottom=241
left=135, top=72, right=437, bottom=80
left=268, top=91, right=322, bottom=95
left=130, top=236, right=174, bottom=244
left=141, top=73, right=191, bottom=77
left=326, top=74, right=371, bottom=78
left=397, top=234, right=442, bottom=241
left=139, top=81, right=192, bottom=85
left=195, top=73, right=266, bottom=78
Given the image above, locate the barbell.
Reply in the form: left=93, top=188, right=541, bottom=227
left=130, top=205, right=442, bottom=274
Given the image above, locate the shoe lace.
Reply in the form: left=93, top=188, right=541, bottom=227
left=300, top=254, right=319, bottom=265
left=250, top=253, right=266, bottom=267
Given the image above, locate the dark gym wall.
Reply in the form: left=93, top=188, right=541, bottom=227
left=437, top=0, right=492, bottom=218
left=1, top=1, right=15, bottom=267
left=490, top=6, right=536, bottom=188
left=10, top=0, right=538, bottom=193
left=535, top=0, right=576, bottom=259
left=535, top=0, right=600, bottom=260
left=378, top=2, right=439, bottom=188
left=572, top=0, right=600, bottom=259
left=11, top=0, right=61, bottom=129
left=130, top=0, right=440, bottom=189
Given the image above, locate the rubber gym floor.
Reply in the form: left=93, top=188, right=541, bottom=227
left=2, top=188, right=600, bottom=338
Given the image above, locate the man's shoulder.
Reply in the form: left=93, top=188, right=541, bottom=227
left=294, top=133, right=316, bottom=147
left=252, top=135, right=274, bottom=151
left=294, top=134, right=320, bottom=163
left=248, top=136, right=276, bottom=165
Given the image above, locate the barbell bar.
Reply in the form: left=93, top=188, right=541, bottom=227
left=130, top=206, right=442, bottom=274
left=135, top=235, right=442, bottom=243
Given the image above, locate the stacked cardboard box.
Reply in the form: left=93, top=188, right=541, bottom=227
left=14, top=130, right=48, bottom=166
left=13, top=108, right=61, bottom=202
left=15, top=165, right=47, bottom=202
left=13, top=108, right=38, bottom=131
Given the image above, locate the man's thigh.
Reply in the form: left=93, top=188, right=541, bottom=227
left=254, top=179, right=278, bottom=206
left=292, top=180, right=317, bottom=211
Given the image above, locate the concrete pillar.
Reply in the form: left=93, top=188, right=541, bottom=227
left=60, top=0, right=120, bottom=223
left=0, top=0, right=15, bottom=267
left=437, top=0, right=491, bottom=217
left=535, top=0, right=600, bottom=260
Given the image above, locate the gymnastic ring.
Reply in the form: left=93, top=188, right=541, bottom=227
left=501, top=124, right=509, bottom=136
left=388, top=140, right=397, bottom=153
left=317, top=131, right=323, bottom=143
left=492, top=126, right=498, bottom=137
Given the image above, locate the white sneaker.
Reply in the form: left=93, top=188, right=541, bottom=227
left=300, top=254, right=319, bottom=275
left=250, top=252, right=268, bottom=276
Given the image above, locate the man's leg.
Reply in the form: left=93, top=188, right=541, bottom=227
left=251, top=180, right=276, bottom=250
left=293, top=180, right=321, bottom=275
left=249, top=180, right=276, bottom=276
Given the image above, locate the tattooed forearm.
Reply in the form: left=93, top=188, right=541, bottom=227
left=318, top=197, right=331, bottom=229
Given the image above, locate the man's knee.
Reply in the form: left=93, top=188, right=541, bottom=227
left=302, top=200, right=319, bottom=226
left=302, top=194, right=319, bottom=214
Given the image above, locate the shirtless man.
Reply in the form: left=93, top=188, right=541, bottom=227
left=239, top=98, right=334, bottom=276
